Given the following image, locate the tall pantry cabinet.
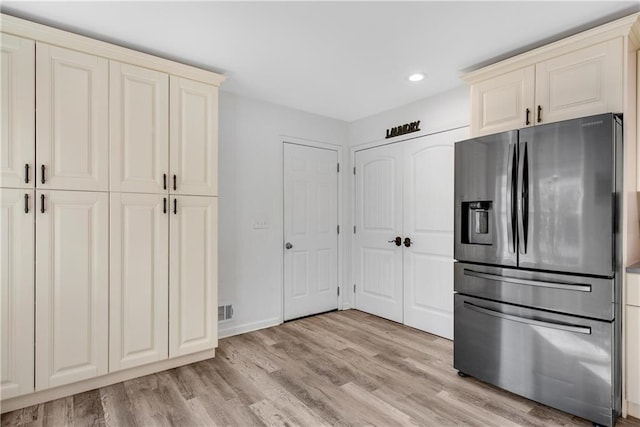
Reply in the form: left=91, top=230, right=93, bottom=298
left=0, top=14, right=223, bottom=411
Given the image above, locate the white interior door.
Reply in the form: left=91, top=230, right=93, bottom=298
left=283, top=143, right=338, bottom=321
left=110, top=193, right=169, bottom=372
left=402, top=127, right=467, bottom=339
left=35, top=190, right=108, bottom=390
left=354, top=144, right=403, bottom=323
left=1, top=188, right=34, bottom=399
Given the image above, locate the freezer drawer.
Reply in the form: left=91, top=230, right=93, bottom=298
left=454, top=262, right=614, bottom=320
left=454, top=294, right=617, bottom=427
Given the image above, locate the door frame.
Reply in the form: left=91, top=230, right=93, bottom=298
left=350, top=126, right=469, bottom=312
left=281, top=137, right=344, bottom=323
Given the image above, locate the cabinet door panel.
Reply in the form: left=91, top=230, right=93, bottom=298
left=170, top=77, right=218, bottom=196
left=471, top=66, right=534, bottom=136
left=36, top=43, right=108, bottom=191
left=110, top=193, right=168, bottom=371
left=535, top=39, right=623, bottom=124
left=169, top=196, right=217, bottom=357
left=35, top=190, right=108, bottom=390
left=0, top=189, right=34, bottom=399
left=1, top=34, right=35, bottom=189
left=110, top=62, right=169, bottom=193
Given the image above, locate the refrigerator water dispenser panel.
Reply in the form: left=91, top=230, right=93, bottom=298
left=462, top=201, right=493, bottom=245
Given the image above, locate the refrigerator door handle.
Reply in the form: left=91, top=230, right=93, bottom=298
left=506, top=143, right=517, bottom=253
left=463, top=269, right=592, bottom=292
left=517, top=142, right=528, bottom=254
left=463, top=301, right=592, bottom=335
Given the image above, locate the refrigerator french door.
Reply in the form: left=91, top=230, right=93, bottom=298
left=453, top=113, right=622, bottom=427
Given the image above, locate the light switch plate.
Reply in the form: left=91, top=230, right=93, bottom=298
left=253, top=218, right=269, bottom=229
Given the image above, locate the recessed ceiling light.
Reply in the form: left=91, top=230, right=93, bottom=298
left=408, top=73, right=425, bottom=82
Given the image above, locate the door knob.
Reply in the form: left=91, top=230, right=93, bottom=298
left=403, top=237, right=412, bottom=247
left=285, top=242, right=293, bottom=250
left=388, top=236, right=402, bottom=246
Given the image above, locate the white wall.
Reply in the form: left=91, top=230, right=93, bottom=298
left=343, top=85, right=470, bottom=308
left=218, top=92, right=348, bottom=338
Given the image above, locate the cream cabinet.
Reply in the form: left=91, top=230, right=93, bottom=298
left=170, top=76, right=218, bottom=196
left=109, top=193, right=169, bottom=372
left=0, top=34, right=34, bottom=189
left=0, top=189, right=34, bottom=399
left=468, top=39, right=624, bottom=136
left=169, top=195, right=218, bottom=357
left=110, top=62, right=169, bottom=194
left=36, top=44, right=109, bottom=191
left=35, top=190, right=109, bottom=390
left=471, top=66, right=535, bottom=136
left=627, top=273, right=640, bottom=418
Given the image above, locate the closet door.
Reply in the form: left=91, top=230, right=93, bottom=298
left=110, top=62, right=169, bottom=193
left=169, top=195, right=217, bottom=357
left=1, top=34, right=35, bottom=189
left=170, top=76, right=218, bottom=196
left=354, top=144, right=404, bottom=323
left=402, top=127, right=467, bottom=340
left=36, top=43, right=108, bottom=191
left=0, top=189, right=34, bottom=399
left=35, top=190, right=108, bottom=390
left=110, top=193, right=169, bottom=371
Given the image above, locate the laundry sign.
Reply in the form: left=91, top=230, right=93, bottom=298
left=385, top=120, right=421, bottom=139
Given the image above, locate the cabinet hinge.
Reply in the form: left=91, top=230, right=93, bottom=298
left=337, top=287, right=340, bottom=297
left=353, top=284, right=356, bottom=293
left=337, top=163, right=340, bottom=173
left=337, top=225, right=340, bottom=234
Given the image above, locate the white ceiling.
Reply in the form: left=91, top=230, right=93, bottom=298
left=2, top=1, right=639, bottom=122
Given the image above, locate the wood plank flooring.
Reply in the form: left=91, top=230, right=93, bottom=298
left=2, top=310, right=639, bottom=426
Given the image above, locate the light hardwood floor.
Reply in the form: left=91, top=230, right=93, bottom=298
left=2, top=309, right=639, bottom=426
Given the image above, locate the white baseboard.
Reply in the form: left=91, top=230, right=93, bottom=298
left=341, top=302, right=353, bottom=310
left=218, top=317, right=281, bottom=339
left=1, top=349, right=215, bottom=414
left=629, top=400, right=640, bottom=418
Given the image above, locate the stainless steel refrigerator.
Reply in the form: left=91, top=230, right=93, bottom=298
left=453, top=113, right=622, bottom=427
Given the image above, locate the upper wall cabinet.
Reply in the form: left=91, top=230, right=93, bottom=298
left=1, top=34, right=34, bottom=189
left=170, top=76, right=218, bottom=196
left=467, top=37, right=625, bottom=137
left=36, top=43, right=109, bottom=191
left=110, top=62, right=169, bottom=194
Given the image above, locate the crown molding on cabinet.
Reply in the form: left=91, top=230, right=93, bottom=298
left=463, top=12, right=640, bottom=84
left=0, top=13, right=226, bottom=86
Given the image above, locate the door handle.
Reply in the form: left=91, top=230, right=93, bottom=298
left=403, top=237, right=412, bottom=247
left=163, top=197, right=167, bottom=214
left=25, top=164, right=30, bottom=184
left=388, top=236, right=402, bottom=246
left=463, top=269, right=592, bottom=292
left=525, top=108, right=530, bottom=126
left=24, top=193, right=29, bottom=213
left=517, top=142, right=528, bottom=254
left=40, top=194, right=45, bottom=213
left=537, top=105, right=542, bottom=123
left=463, top=301, right=591, bottom=335
left=285, top=242, right=293, bottom=250
left=163, top=173, right=167, bottom=190
left=173, top=174, right=177, bottom=191
left=506, top=143, right=517, bottom=253
left=173, top=198, right=177, bottom=215
left=41, top=165, right=46, bottom=184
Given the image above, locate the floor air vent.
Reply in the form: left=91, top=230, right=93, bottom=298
left=218, top=304, right=233, bottom=321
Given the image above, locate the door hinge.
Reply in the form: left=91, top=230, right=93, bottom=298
left=353, top=225, right=356, bottom=234
left=337, top=163, right=340, bottom=173
left=337, top=225, right=340, bottom=234
left=353, top=166, right=356, bottom=175
left=353, top=284, right=356, bottom=293
left=337, top=287, right=340, bottom=296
